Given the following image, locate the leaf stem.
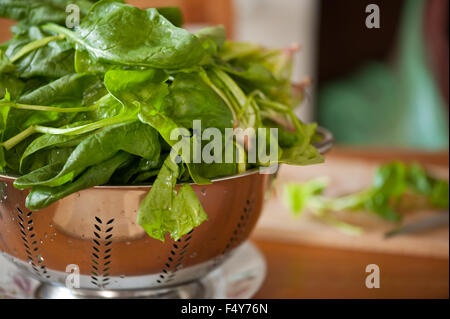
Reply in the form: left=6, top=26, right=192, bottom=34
left=0, top=101, right=99, bottom=113
left=1, top=115, right=136, bottom=151
left=10, top=34, right=65, bottom=63
left=199, top=69, right=238, bottom=124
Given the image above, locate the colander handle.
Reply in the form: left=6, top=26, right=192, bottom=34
left=314, top=127, right=335, bottom=154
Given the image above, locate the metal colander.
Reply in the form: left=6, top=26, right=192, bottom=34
left=0, top=128, right=333, bottom=298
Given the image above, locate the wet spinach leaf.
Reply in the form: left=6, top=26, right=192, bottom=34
left=44, top=1, right=205, bottom=69
left=137, top=155, right=208, bottom=241
left=26, top=151, right=132, bottom=210
left=14, top=120, right=161, bottom=188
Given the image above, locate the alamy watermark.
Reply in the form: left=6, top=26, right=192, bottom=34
left=365, top=264, right=380, bottom=288
left=65, top=264, right=80, bottom=289
left=365, top=4, right=380, bottom=29
left=65, top=4, right=80, bottom=28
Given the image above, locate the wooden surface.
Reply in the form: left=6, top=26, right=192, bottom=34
left=252, top=239, right=449, bottom=299
left=251, top=147, right=449, bottom=299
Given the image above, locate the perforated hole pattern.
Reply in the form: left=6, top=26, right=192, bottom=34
left=13, top=198, right=256, bottom=288
left=156, top=230, right=194, bottom=285
left=17, top=208, right=50, bottom=279
left=90, top=217, right=114, bottom=288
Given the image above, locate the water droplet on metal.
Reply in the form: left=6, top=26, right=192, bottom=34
left=44, top=233, right=48, bottom=238
left=200, top=189, right=207, bottom=196
left=189, top=252, right=198, bottom=259
left=125, top=241, right=131, bottom=246
left=37, top=255, right=44, bottom=263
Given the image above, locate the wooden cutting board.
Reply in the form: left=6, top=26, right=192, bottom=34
left=252, top=157, right=449, bottom=259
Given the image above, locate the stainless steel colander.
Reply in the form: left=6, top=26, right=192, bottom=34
left=0, top=127, right=333, bottom=298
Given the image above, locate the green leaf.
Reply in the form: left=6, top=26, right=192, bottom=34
left=0, top=0, right=99, bottom=33
left=2, top=73, right=102, bottom=143
left=137, top=155, right=208, bottom=241
left=20, top=132, right=89, bottom=172
left=372, top=161, right=407, bottom=197
left=165, top=72, right=234, bottom=131
left=104, top=68, right=211, bottom=184
left=0, top=74, right=25, bottom=100
left=284, top=178, right=328, bottom=216
left=14, top=120, right=161, bottom=188
left=0, top=49, right=15, bottom=74
left=26, top=151, right=132, bottom=210
left=429, top=180, right=449, bottom=208
left=5, top=26, right=74, bottom=78
left=44, top=1, right=205, bottom=69
left=156, top=6, right=183, bottom=27
left=196, top=26, right=226, bottom=55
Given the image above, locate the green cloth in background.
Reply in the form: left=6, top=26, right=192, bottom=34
left=318, top=0, right=449, bottom=150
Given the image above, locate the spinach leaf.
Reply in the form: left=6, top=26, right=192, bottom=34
left=44, top=1, right=205, bottom=69
left=26, top=146, right=75, bottom=173
left=0, top=74, right=25, bottom=100
left=26, top=151, right=132, bottom=210
left=2, top=73, right=101, bottom=142
left=137, top=155, right=208, bottom=241
left=105, top=69, right=214, bottom=184
left=156, top=7, right=183, bottom=27
left=284, top=162, right=449, bottom=226
left=95, top=94, right=123, bottom=119
left=0, top=0, right=99, bottom=35
left=20, top=132, right=89, bottom=172
left=0, top=49, right=15, bottom=74
left=165, top=72, right=234, bottom=131
left=74, top=50, right=111, bottom=75
left=0, top=91, right=12, bottom=169
left=14, top=120, right=161, bottom=188
left=196, top=26, right=226, bottom=55
left=4, top=27, right=73, bottom=78
left=110, top=155, right=163, bottom=185
left=17, top=73, right=100, bottom=106
left=280, top=144, right=324, bottom=166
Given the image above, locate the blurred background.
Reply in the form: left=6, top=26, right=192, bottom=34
left=1, top=0, right=448, bottom=150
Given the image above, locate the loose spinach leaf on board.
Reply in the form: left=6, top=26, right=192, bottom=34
left=14, top=120, right=161, bottom=188
left=137, top=154, right=208, bottom=241
left=43, top=1, right=206, bottom=69
left=284, top=162, right=450, bottom=229
left=26, top=151, right=132, bottom=210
